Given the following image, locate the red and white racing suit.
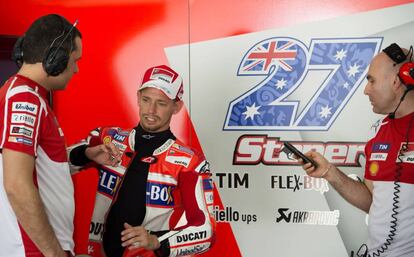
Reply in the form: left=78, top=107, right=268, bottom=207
left=69, top=126, right=215, bottom=257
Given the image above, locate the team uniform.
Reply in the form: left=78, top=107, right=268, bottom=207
left=0, top=75, right=75, bottom=257
left=69, top=125, right=215, bottom=257
left=365, top=113, right=414, bottom=256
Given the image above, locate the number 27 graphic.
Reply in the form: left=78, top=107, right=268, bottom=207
left=223, top=37, right=382, bottom=131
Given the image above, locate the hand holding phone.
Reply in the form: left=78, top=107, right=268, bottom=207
left=283, top=142, right=318, bottom=168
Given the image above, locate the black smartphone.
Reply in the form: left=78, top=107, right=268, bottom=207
left=283, top=142, right=318, bottom=168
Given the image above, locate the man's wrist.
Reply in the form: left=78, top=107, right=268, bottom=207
left=320, top=164, right=332, bottom=178
left=149, top=234, right=160, bottom=250
left=69, top=144, right=91, bottom=166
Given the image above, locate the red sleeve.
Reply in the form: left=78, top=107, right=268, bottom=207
left=1, top=91, right=44, bottom=157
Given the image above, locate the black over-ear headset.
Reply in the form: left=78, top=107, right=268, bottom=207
left=11, top=36, right=25, bottom=68
left=11, top=18, right=78, bottom=77
left=383, top=43, right=414, bottom=87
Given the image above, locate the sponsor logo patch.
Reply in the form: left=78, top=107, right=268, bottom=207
left=153, top=139, right=174, bottom=155
left=146, top=181, right=175, bottom=207
left=369, top=153, right=388, bottom=161
left=369, top=162, right=379, bottom=176
left=165, top=155, right=191, bottom=167
left=372, top=143, right=391, bottom=152
left=113, top=133, right=126, bottom=142
left=176, top=231, right=207, bottom=243
left=10, top=125, right=34, bottom=138
left=150, top=67, right=175, bottom=83
left=11, top=113, right=36, bottom=126
left=276, top=208, right=339, bottom=225
left=112, top=141, right=127, bottom=152
left=177, top=245, right=207, bottom=256
left=98, top=169, right=121, bottom=196
left=397, top=143, right=414, bottom=163
left=172, top=143, right=194, bottom=155
left=8, top=136, right=33, bottom=146
left=103, top=136, right=111, bottom=144
left=203, top=178, right=214, bottom=191
left=12, top=102, right=38, bottom=115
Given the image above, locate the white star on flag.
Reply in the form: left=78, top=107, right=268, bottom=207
left=347, top=63, right=360, bottom=77
left=243, top=103, right=261, bottom=120
left=334, top=49, right=347, bottom=61
left=275, top=78, right=287, bottom=90
left=319, top=105, right=332, bottom=119
left=342, top=82, right=349, bottom=89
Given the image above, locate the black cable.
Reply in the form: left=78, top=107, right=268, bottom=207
left=351, top=114, right=414, bottom=257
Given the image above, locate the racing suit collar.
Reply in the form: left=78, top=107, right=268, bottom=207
left=133, top=124, right=176, bottom=153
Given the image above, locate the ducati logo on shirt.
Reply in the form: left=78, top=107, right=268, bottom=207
left=166, top=155, right=191, bottom=167
left=397, top=142, right=414, bottom=163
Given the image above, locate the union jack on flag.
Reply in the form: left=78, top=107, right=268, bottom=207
left=242, top=40, right=298, bottom=72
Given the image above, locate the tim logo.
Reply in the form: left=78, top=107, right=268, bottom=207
left=372, top=143, right=390, bottom=152
left=113, top=133, right=126, bottom=142
left=146, top=182, right=175, bottom=207
left=223, top=37, right=382, bottom=131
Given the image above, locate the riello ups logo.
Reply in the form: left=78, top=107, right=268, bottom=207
left=223, top=37, right=382, bottom=131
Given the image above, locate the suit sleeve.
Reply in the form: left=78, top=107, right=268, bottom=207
left=157, top=156, right=216, bottom=257
left=67, top=127, right=104, bottom=173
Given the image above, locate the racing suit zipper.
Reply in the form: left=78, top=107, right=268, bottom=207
left=100, top=149, right=136, bottom=240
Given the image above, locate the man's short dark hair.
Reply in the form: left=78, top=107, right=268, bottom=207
left=22, top=14, right=82, bottom=64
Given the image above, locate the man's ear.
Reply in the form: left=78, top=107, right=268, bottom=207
left=173, top=100, right=184, bottom=114
left=393, top=73, right=405, bottom=91
left=136, top=91, right=141, bottom=105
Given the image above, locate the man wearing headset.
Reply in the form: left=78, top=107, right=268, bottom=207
left=0, top=14, right=119, bottom=257
left=299, top=43, right=414, bottom=257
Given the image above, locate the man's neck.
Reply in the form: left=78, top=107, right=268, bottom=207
left=393, top=91, right=414, bottom=118
left=17, top=63, right=51, bottom=91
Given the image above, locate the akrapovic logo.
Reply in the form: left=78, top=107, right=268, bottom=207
left=276, top=208, right=339, bottom=226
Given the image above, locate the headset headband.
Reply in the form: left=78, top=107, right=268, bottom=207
left=383, top=43, right=407, bottom=64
